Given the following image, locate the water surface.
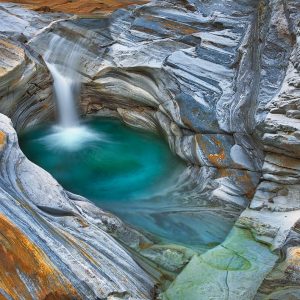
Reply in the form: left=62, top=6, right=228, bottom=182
left=20, top=118, right=237, bottom=249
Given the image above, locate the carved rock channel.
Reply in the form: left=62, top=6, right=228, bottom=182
left=0, top=0, right=299, bottom=299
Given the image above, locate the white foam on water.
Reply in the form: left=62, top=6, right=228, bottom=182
left=38, top=125, right=106, bottom=151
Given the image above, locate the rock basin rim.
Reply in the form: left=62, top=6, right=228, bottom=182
left=0, top=1, right=299, bottom=300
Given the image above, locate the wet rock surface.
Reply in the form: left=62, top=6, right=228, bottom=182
left=0, top=0, right=300, bottom=299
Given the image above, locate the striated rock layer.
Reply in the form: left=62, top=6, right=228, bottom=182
left=0, top=0, right=149, bottom=15
left=0, top=0, right=300, bottom=299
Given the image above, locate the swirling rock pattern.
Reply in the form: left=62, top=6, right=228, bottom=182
left=0, top=114, right=154, bottom=299
left=0, top=0, right=300, bottom=299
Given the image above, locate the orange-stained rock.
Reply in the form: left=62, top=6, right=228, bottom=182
left=0, top=213, right=80, bottom=300
left=206, top=136, right=226, bottom=167
left=208, top=149, right=225, bottom=166
left=144, top=15, right=199, bottom=35
left=0, top=0, right=149, bottom=15
left=195, top=134, right=227, bottom=168
left=0, top=131, right=6, bottom=151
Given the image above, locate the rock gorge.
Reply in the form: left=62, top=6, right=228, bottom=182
left=0, top=0, right=299, bottom=299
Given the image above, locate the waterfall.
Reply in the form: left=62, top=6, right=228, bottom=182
left=44, top=35, right=81, bottom=128
left=42, top=34, right=101, bottom=150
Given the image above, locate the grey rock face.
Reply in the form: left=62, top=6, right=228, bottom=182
left=0, top=35, right=54, bottom=131
left=0, top=0, right=300, bottom=299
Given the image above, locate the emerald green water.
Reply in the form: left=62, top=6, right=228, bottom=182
left=19, top=117, right=236, bottom=247
left=20, top=118, right=184, bottom=201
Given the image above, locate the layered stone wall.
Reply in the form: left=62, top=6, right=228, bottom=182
left=0, top=0, right=299, bottom=299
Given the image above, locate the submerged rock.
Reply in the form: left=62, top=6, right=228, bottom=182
left=163, top=228, right=278, bottom=300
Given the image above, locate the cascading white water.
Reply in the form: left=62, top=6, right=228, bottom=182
left=44, top=35, right=81, bottom=128
left=42, top=34, right=102, bottom=150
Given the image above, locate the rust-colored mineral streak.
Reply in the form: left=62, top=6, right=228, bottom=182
left=0, top=213, right=80, bottom=299
left=0, top=0, right=149, bottom=15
